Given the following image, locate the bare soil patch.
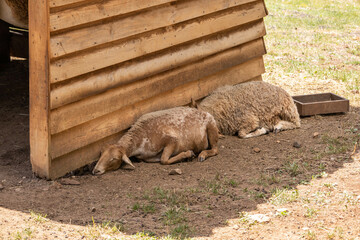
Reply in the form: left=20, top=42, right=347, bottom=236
left=0, top=60, right=359, bottom=239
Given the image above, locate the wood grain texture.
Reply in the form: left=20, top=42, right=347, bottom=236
left=50, top=38, right=266, bottom=136
left=50, top=0, right=258, bottom=57
left=50, top=25, right=266, bottom=109
left=50, top=0, right=87, bottom=7
left=50, top=4, right=267, bottom=82
left=50, top=0, right=177, bottom=32
left=51, top=57, right=265, bottom=157
left=29, top=0, right=51, bottom=178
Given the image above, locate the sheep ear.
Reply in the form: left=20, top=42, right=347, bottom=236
left=122, top=155, right=135, bottom=169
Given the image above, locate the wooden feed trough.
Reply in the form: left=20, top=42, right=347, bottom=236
left=293, top=93, right=350, bottom=117
left=29, top=0, right=269, bottom=179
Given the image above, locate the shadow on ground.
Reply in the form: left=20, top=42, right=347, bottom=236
left=0, top=60, right=359, bottom=238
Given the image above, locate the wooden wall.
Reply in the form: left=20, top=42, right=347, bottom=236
left=30, top=0, right=268, bottom=179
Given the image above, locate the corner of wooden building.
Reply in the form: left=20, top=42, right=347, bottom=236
left=29, top=0, right=269, bottom=179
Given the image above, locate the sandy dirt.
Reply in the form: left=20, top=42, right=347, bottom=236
left=1, top=60, right=360, bottom=239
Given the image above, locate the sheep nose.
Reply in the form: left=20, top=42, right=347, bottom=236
left=92, top=169, right=101, bottom=175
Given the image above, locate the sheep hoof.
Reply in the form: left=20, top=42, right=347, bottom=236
left=187, top=150, right=196, bottom=158
left=274, top=128, right=281, bottom=134
left=198, top=156, right=205, bottom=162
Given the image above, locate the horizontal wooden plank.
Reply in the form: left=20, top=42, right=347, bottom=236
left=51, top=57, right=265, bottom=157
left=50, top=4, right=267, bottom=82
left=50, top=35, right=266, bottom=134
left=50, top=0, right=87, bottom=8
left=50, top=0, right=258, bottom=57
left=50, top=0, right=101, bottom=13
left=50, top=133, right=122, bottom=179
left=50, top=25, right=266, bottom=109
left=50, top=0, right=176, bottom=32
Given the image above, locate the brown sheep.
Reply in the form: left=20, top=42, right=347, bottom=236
left=92, top=107, right=219, bottom=175
left=198, top=81, right=301, bottom=138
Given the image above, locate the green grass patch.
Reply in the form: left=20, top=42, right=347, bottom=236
left=13, top=228, right=33, bottom=240
left=29, top=210, right=48, bottom=223
left=321, top=134, right=350, bottom=154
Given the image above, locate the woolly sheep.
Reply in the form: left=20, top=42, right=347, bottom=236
left=198, top=81, right=300, bottom=138
left=92, top=107, right=219, bottom=175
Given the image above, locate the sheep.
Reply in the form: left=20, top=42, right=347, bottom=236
left=197, top=81, right=301, bottom=138
left=0, top=0, right=28, bottom=29
left=92, top=107, right=219, bottom=175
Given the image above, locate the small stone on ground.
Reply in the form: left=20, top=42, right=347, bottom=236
left=169, top=169, right=182, bottom=175
left=253, top=147, right=261, bottom=153
left=293, top=141, right=301, bottom=148
left=248, top=214, right=270, bottom=223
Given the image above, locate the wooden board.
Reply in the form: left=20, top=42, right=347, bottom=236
left=50, top=0, right=258, bottom=57
left=50, top=0, right=88, bottom=8
left=29, top=0, right=51, bottom=178
left=50, top=5, right=267, bottom=82
left=50, top=0, right=177, bottom=31
left=50, top=25, right=266, bottom=109
left=293, top=93, right=350, bottom=116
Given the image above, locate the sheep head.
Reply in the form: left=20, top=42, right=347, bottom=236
left=92, top=145, right=135, bottom=175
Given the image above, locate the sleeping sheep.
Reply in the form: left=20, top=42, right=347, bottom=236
left=92, top=107, right=219, bottom=175
left=197, top=81, right=300, bottom=138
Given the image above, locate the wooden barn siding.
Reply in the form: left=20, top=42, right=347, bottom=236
left=29, top=0, right=268, bottom=179
left=49, top=0, right=266, bottom=82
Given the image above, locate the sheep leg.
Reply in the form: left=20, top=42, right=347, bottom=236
left=237, top=116, right=261, bottom=138
left=242, top=127, right=269, bottom=139
left=142, top=157, right=161, bottom=163
left=198, top=122, right=219, bottom=162
left=274, top=121, right=298, bottom=134
left=160, top=139, right=195, bottom=165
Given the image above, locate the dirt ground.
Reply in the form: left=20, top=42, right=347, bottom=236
left=0, top=60, right=360, bottom=239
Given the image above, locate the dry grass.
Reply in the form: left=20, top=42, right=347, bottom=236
left=263, top=0, right=360, bottom=108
